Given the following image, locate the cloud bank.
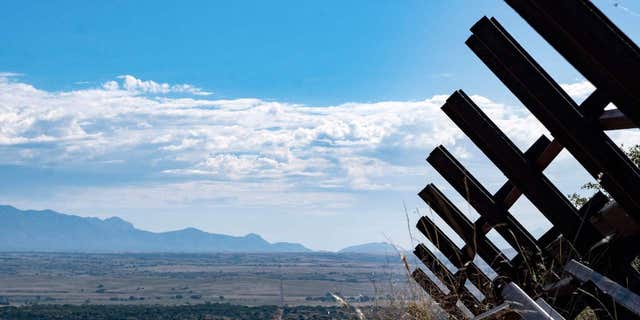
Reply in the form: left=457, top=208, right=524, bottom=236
left=0, top=73, right=636, bottom=216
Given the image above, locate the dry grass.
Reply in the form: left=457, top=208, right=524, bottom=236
left=394, top=205, right=609, bottom=320
left=575, top=307, right=597, bottom=320
left=327, top=250, right=442, bottom=320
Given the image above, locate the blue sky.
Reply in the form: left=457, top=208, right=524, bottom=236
left=0, top=0, right=639, bottom=251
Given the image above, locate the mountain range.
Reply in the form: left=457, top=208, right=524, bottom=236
left=0, top=205, right=398, bottom=254
left=0, top=205, right=310, bottom=253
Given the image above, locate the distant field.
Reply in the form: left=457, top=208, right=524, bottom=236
left=0, top=252, right=416, bottom=307
left=0, top=303, right=441, bottom=320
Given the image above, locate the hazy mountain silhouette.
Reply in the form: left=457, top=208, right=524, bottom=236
left=338, top=242, right=398, bottom=254
left=0, top=205, right=310, bottom=253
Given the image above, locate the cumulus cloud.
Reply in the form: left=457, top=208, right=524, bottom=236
left=0, top=72, right=602, bottom=199
left=103, top=75, right=212, bottom=96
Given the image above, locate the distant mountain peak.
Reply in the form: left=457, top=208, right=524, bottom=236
left=338, top=242, right=398, bottom=254
left=102, top=216, right=134, bottom=229
left=244, top=233, right=263, bottom=239
left=0, top=205, right=311, bottom=253
left=178, top=227, right=204, bottom=233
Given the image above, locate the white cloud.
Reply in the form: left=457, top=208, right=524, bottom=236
left=102, top=80, right=119, bottom=91
left=5, top=71, right=640, bottom=247
left=560, top=80, right=595, bottom=101
left=0, top=72, right=597, bottom=197
left=0, top=72, right=23, bottom=78
left=106, top=75, right=213, bottom=96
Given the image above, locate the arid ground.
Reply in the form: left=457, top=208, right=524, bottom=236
left=0, top=252, right=415, bottom=307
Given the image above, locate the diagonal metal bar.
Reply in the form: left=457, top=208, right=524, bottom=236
left=411, top=268, right=467, bottom=319
left=416, top=216, right=497, bottom=292
left=452, top=90, right=607, bottom=263
left=415, top=244, right=463, bottom=294
left=419, top=184, right=513, bottom=275
left=492, top=89, right=609, bottom=209
left=428, top=144, right=541, bottom=253
left=599, top=109, right=635, bottom=130
left=459, top=90, right=606, bottom=260
left=441, top=90, right=602, bottom=253
left=456, top=261, right=495, bottom=302
left=416, top=215, right=470, bottom=268
left=565, top=259, right=640, bottom=317
left=518, top=192, right=609, bottom=267
left=414, top=244, right=483, bottom=313
left=468, top=16, right=640, bottom=223
left=493, top=138, right=563, bottom=208
left=505, top=0, right=640, bottom=127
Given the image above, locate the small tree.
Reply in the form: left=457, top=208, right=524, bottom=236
left=568, top=144, right=640, bottom=206
left=567, top=144, right=640, bottom=271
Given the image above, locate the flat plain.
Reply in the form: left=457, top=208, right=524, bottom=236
left=0, top=252, right=414, bottom=307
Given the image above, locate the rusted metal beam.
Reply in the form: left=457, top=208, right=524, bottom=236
left=468, top=17, right=640, bottom=223
left=416, top=215, right=470, bottom=268
left=536, top=227, right=560, bottom=249
left=414, top=244, right=484, bottom=314
left=412, top=268, right=467, bottom=319
left=565, top=260, right=640, bottom=317
left=428, top=145, right=540, bottom=253
left=419, top=184, right=513, bottom=275
left=535, top=298, right=566, bottom=320
left=493, top=89, right=609, bottom=209
left=415, top=244, right=463, bottom=294
left=500, top=282, right=557, bottom=320
left=412, top=268, right=448, bottom=301
left=599, top=109, right=636, bottom=131
left=457, top=262, right=495, bottom=302
left=492, top=135, right=559, bottom=209
left=505, top=0, right=640, bottom=127
left=415, top=216, right=497, bottom=295
left=537, top=192, right=609, bottom=266
left=472, top=283, right=560, bottom=320
left=441, top=90, right=602, bottom=253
